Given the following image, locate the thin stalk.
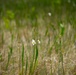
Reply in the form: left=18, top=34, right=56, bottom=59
left=50, top=54, right=53, bottom=75
left=25, top=56, right=28, bottom=75
left=6, top=34, right=13, bottom=70
left=22, top=43, right=25, bottom=75
left=29, top=45, right=38, bottom=75
left=19, top=48, right=21, bottom=75
left=6, top=46, right=13, bottom=70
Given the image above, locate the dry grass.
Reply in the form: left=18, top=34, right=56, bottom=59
left=0, top=18, right=76, bottom=75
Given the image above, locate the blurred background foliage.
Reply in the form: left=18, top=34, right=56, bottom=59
left=0, top=0, right=76, bottom=16
left=0, top=0, right=76, bottom=28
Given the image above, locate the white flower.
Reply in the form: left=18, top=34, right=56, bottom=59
left=32, top=39, right=36, bottom=45
left=38, top=40, right=41, bottom=44
left=48, top=12, right=51, bottom=16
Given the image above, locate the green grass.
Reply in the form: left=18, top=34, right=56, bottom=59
left=0, top=8, right=76, bottom=75
left=21, top=43, right=25, bottom=75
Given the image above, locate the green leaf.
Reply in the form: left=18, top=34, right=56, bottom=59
left=6, top=10, right=15, bottom=19
left=25, top=56, right=28, bottom=75
left=3, top=17, right=10, bottom=29
left=9, top=46, right=13, bottom=54
left=60, top=23, right=65, bottom=36
left=0, top=53, right=2, bottom=61
left=22, top=43, right=25, bottom=75
left=22, top=43, right=24, bottom=66
left=35, top=45, right=38, bottom=63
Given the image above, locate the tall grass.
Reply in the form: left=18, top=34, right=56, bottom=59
left=25, top=55, right=28, bottom=75
left=6, top=34, right=14, bottom=70
left=0, top=4, right=76, bottom=75
left=29, top=44, right=38, bottom=75
left=21, top=43, right=25, bottom=75
left=54, top=23, right=65, bottom=75
left=6, top=46, right=13, bottom=70
left=0, top=21, right=75, bottom=75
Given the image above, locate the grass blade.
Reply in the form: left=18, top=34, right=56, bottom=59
left=25, top=56, right=28, bottom=75
left=35, top=45, right=38, bottom=63
left=22, top=43, right=25, bottom=75
left=6, top=46, right=13, bottom=70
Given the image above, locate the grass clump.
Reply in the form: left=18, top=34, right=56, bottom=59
left=0, top=7, right=76, bottom=75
